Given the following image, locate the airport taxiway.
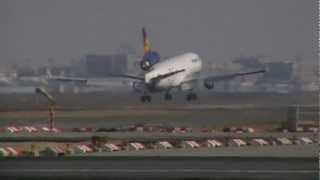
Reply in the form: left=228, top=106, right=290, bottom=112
left=0, top=156, right=317, bottom=179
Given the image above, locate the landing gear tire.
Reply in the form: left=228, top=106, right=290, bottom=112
left=141, top=95, right=152, bottom=103
left=186, top=93, right=197, bottom=101
left=164, top=93, right=173, bottom=101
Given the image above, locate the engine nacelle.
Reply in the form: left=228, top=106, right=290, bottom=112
left=132, top=81, right=146, bottom=92
left=204, top=79, right=214, bottom=89
left=140, top=51, right=160, bottom=71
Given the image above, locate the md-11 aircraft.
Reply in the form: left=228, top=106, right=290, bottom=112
left=51, top=28, right=266, bottom=103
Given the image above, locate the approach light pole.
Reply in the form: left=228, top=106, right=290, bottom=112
left=35, top=87, right=55, bottom=130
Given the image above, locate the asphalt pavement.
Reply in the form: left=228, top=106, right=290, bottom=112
left=0, top=156, right=317, bottom=179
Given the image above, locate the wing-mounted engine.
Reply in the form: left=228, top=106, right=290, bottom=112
left=204, top=79, right=214, bottom=89
left=133, top=81, right=147, bottom=92
left=140, top=51, right=160, bottom=71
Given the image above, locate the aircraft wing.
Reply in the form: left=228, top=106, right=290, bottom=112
left=107, top=69, right=185, bottom=82
left=48, top=76, right=88, bottom=83
left=48, top=73, right=144, bottom=85
left=202, top=69, right=266, bottom=82
left=46, top=69, right=88, bottom=83
left=106, top=74, right=144, bottom=81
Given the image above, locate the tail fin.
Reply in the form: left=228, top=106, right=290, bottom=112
left=142, top=27, right=151, bottom=54
left=140, top=27, right=160, bottom=71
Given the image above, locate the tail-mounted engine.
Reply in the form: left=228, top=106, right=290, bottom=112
left=204, top=79, right=214, bottom=89
left=140, top=51, right=160, bottom=71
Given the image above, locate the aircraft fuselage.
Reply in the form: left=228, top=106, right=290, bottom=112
left=144, top=52, right=202, bottom=91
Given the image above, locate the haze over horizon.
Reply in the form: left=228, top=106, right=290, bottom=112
left=0, top=0, right=317, bottom=68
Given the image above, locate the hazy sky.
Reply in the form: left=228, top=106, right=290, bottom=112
left=0, top=0, right=317, bottom=67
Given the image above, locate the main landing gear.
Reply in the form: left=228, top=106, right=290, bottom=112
left=164, top=93, right=173, bottom=101
left=186, top=92, right=197, bottom=101
left=140, top=95, right=152, bottom=103
left=140, top=92, right=197, bottom=103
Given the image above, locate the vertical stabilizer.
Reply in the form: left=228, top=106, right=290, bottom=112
left=142, top=27, right=151, bottom=54
left=140, top=27, right=160, bottom=71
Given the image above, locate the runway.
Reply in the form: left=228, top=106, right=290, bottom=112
left=0, top=157, right=317, bottom=179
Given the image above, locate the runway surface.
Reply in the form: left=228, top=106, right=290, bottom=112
left=0, top=157, right=317, bottom=179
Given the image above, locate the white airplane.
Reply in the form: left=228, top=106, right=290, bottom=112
left=108, top=28, right=266, bottom=102
left=51, top=28, right=266, bottom=102
left=0, top=73, right=13, bottom=86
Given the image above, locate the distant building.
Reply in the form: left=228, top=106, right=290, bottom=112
left=287, top=105, right=319, bottom=132
left=262, top=61, right=293, bottom=83
left=113, top=54, right=128, bottom=74
left=85, top=54, right=128, bottom=77
left=86, top=55, right=112, bottom=77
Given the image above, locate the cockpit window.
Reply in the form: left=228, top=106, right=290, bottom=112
left=192, top=58, right=198, bottom=63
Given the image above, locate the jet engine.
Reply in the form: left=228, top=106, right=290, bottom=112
left=204, top=79, right=214, bottom=89
left=140, top=51, right=160, bottom=71
left=132, top=81, right=147, bottom=92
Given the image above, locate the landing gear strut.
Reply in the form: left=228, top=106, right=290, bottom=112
left=141, top=95, right=152, bottom=103
left=164, top=93, right=173, bottom=101
left=186, top=92, right=197, bottom=101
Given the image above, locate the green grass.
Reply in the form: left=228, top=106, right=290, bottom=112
left=0, top=107, right=285, bottom=129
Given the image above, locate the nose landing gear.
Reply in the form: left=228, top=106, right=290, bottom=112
left=164, top=93, right=173, bottom=101
left=141, top=95, right=152, bottom=103
left=186, top=92, right=197, bottom=101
